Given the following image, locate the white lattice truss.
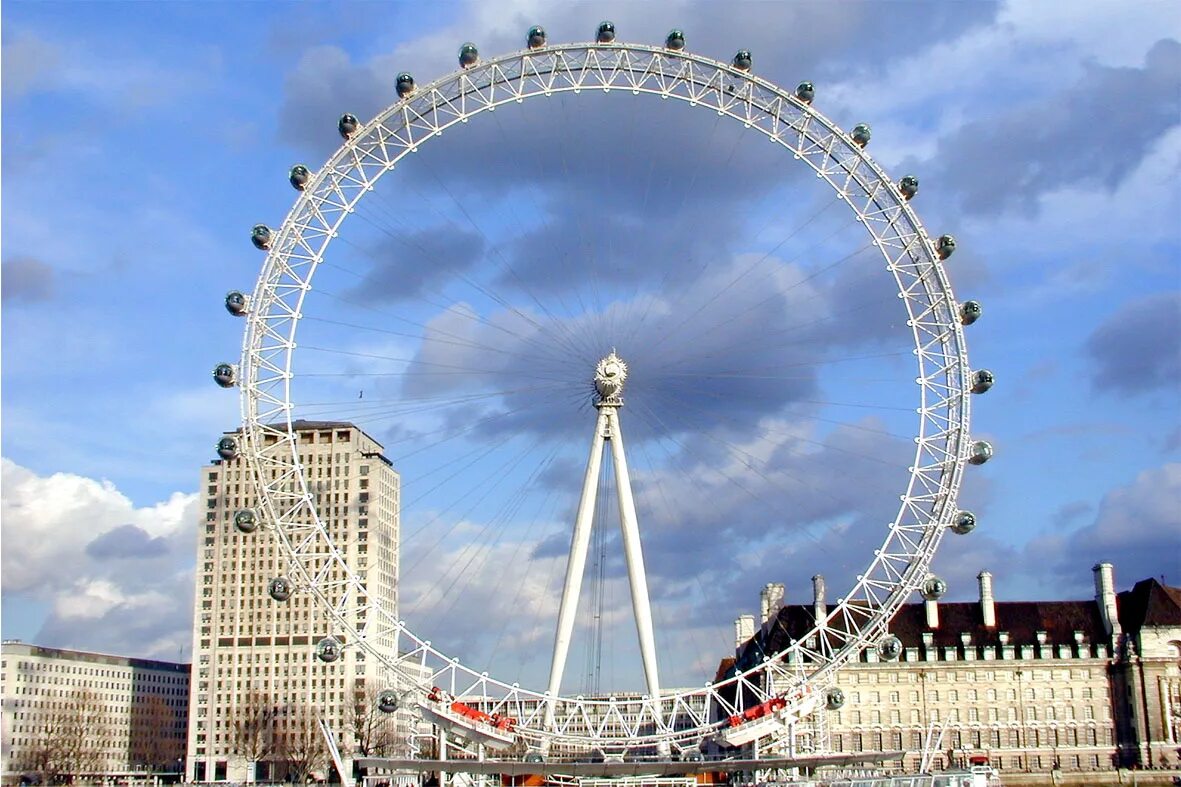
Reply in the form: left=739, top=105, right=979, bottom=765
left=238, top=41, right=975, bottom=753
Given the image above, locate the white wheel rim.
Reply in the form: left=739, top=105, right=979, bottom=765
left=238, top=41, right=974, bottom=752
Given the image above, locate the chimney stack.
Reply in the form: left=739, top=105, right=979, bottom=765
left=812, top=575, right=827, bottom=624
left=925, top=597, right=940, bottom=628
left=760, top=583, right=785, bottom=625
left=978, top=570, right=997, bottom=628
left=735, top=614, right=756, bottom=651
left=1093, top=562, right=1121, bottom=639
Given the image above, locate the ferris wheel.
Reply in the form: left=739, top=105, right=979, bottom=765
left=215, top=23, right=994, bottom=759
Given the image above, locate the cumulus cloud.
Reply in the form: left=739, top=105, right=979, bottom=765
left=1086, top=290, right=1181, bottom=395
left=1022, top=463, right=1181, bottom=596
left=2, top=257, right=56, bottom=304
left=85, top=524, right=171, bottom=559
left=923, top=38, right=1181, bottom=216
left=0, top=459, right=197, bottom=659
left=274, top=2, right=998, bottom=160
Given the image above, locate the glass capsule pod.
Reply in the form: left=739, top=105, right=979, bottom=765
left=527, top=26, right=546, bottom=49
left=216, top=437, right=239, bottom=461
left=268, top=577, right=293, bottom=602
left=968, top=440, right=994, bottom=465
left=899, top=175, right=919, bottom=200
left=825, top=687, right=846, bottom=710
left=288, top=164, right=311, bottom=191
left=377, top=689, right=399, bottom=713
left=524, top=751, right=546, bottom=764
left=213, top=363, right=236, bottom=388
left=250, top=224, right=272, bottom=251
left=732, top=50, right=752, bottom=71
left=681, top=749, right=705, bottom=762
left=960, top=300, right=982, bottom=325
left=234, top=509, right=258, bottom=534
left=922, top=576, right=949, bottom=600
left=338, top=113, right=360, bottom=139
left=877, top=634, right=903, bottom=661
left=971, top=369, right=995, bottom=394
left=936, top=234, right=957, bottom=260
left=396, top=72, right=416, bottom=98
left=851, top=123, right=872, bottom=148
left=225, top=290, right=248, bottom=316
left=795, top=81, right=815, bottom=104
left=596, top=21, right=616, bottom=43
left=951, top=510, right=976, bottom=535
left=459, top=43, right=479, bottom=68
left=665, top=29, right=686, bottom=50
left=316, top=636, right=342, bottom=663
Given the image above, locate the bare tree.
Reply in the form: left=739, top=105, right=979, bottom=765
left=229, top=691, right=277, bottom=779
left=130, top=695, right=186, bottom=771
left=350, top=686, right=404, bottom=759
left=275, top=705, right=327, bottom=784
left=18, top=687, right=111, bottom=781
left=68, top=687, right=111, bottom=777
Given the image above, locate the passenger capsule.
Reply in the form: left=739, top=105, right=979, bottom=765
left=960, top=300, right=982, bottom=325
left=396, top=72, right=416, bottom=98
left=316, top=636, right=342, bottom=663
left=288, top=164, right=311, bottom=191
left=216, top=437, right=239, bottom=461
left=233, top=509, right=258, bottom=534
left=527, top=26, right=546, bottom=49
left=968, top=440, right=994, bottom=465
left=936, top=234, right=956, bottom=260
left=922, top=576, right=949, bottom=600
left=951, top=510, right=976, bottom=535
left=225, top=290, right=248, bottom=316
left=338, top=113, right=360, bottom=139
left=665, top=29, right=686, bottom=51
left=524, top=751, right=546, bottom=764
left=795, top=81, right=815, bottom=104
left=268, top=577, right=293, bottom=602
left=877, top=634, right=903, bottom=661
left=971, top=369, right=995, bottom=394
left=213, top=363, right=236, bottom=388
left=681, top=749, right=705, bottom=763
left=732, top=50, right=752, bottom=71
left=899, top=175, right=919, bottom=200
left=851, top=123, right=872, bottom=148
left=459, top=43, right=479, bottom=68
left=825, top=687, right=846, bottom=710
left=251, top=224, right=272, bottom=251
left=596, top=21, right=616, bottom=43
left=377, top=689, right=400, bottom=714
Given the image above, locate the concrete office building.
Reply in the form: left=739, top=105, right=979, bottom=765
left=187, top=421, right=404, bottom=783
left=1, top=641, right=189, bottom=780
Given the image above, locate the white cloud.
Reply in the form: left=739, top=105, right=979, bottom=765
left=52, top=579, right=128, bottom=620
left=1, top=458, right=198, bottom=659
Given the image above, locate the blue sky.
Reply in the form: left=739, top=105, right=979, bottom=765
left=2, top=1, right=1179, bottom=691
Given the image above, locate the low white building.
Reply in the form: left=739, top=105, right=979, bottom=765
left=1, top=641, right=190, bottom=781
left=729, top=562, right=1181, bottom=775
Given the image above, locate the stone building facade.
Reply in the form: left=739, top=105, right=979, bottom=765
left=0, top=641, right=189, bottom=780
left=730, top=563, right=1181, bottom=775
left=186, top=420, right=406, bottom=783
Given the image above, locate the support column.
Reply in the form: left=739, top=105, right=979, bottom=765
left=545, top=408, right=609, bottom=725
left=607, top=408, right=662, bottom=704
left=542, top=352, right=664, bottom=752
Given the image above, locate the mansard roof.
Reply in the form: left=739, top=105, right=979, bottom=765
left=755, top=599, right=1106, bottom=654
left=1118, top=577, right=1181, bottom=632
